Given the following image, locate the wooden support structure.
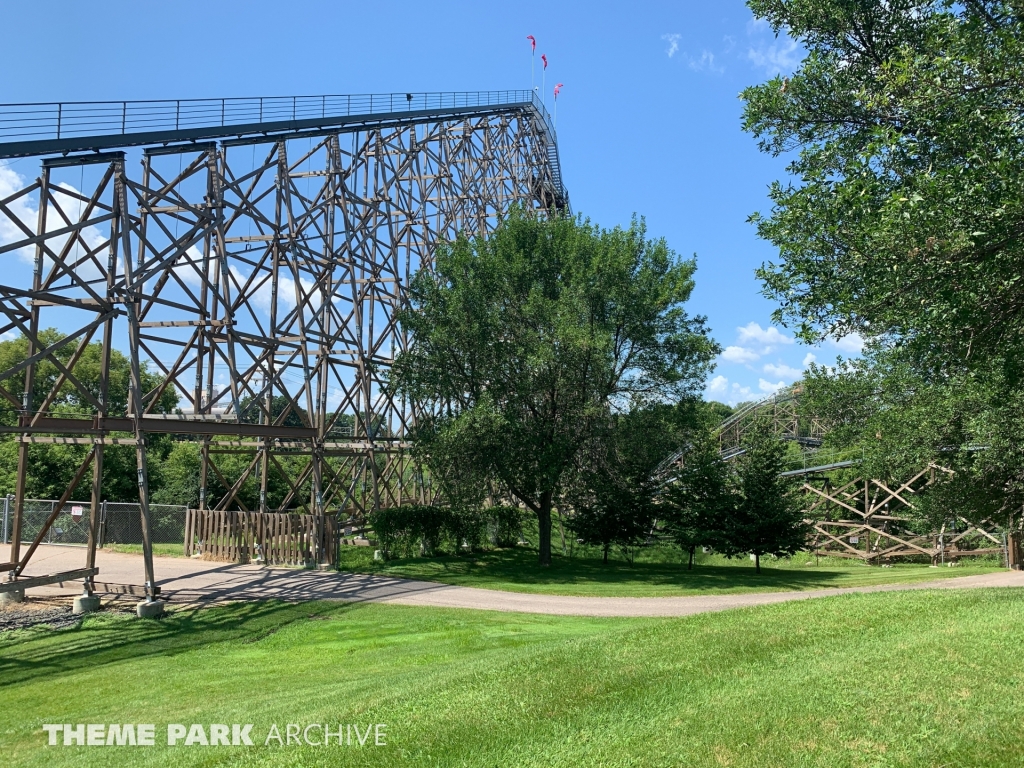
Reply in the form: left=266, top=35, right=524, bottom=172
left=0, top=567, right=98, bottom=594
left=801, top=467, right=1006, bottom=564
left=0, top=91, right=566, bottom=602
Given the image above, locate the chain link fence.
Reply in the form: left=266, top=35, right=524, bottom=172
left=0, top=496, right=187, bottom=548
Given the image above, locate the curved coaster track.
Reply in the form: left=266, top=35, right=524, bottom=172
left=0, top=91, right=568, bottom=601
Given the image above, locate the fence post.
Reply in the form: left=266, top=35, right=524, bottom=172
left=2, top=494, right=8, bottom=544
left=98, top=500, right=108, bottom=548
left=48, top=501, right=55, bottom=543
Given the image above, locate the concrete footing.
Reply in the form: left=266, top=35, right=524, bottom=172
left=73, top=595, right=101, bottom=614
left=136, top=599, right=166, bottom=619
left=0, top=590, right=25, bottom=606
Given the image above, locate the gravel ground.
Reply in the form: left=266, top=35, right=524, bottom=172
left=4, top=544, right=1024, bottom=618
left=0, top=598, right=81, bottom=632
left=0, top=597, right=134, bottom=633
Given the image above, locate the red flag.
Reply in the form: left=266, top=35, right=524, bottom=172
left=527, top=35, right=536, bottom=51
left=541, top=54, right=548, bottom=69
left=554, top=83, right=564, bottom=99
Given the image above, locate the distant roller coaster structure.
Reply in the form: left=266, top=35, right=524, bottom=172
left=657, top=384, right=1010, bottom=565
left=0, top=90, right=568, bottom=606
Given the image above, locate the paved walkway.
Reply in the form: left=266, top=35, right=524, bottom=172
left=4, top=544, right=1024, bottom=618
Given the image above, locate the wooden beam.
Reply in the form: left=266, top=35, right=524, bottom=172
left=0, top=567, right=98, bottom=593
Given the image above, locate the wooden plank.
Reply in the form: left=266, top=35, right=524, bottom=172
left=0, top=567, right=98, bottom=593
left=93, top=582, right=161, bottom=597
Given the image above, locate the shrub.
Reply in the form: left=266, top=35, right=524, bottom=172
left=448, top=507, right=487, bottom=552
left=489, top=505, right=526, bottom=547
left=368, top=504, right=527, bottom=558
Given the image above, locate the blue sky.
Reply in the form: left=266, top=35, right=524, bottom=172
left=0, top=0, right=861, bottom=406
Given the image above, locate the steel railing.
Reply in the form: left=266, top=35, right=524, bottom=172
left=0, top=89, right=552, bottom=144
left=0, top=89, right=567, bottom=204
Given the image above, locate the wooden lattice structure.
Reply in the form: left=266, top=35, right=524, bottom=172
left=801, top=465, right=1005, bottom=563
left=183, top=508, right=340, bottom=566
left=718, top=383, right=825, bottom=456
left=0, top=91, right=568, bottom=602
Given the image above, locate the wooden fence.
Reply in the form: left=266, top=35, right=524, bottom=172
left=184, top=509, right=339, bottom=566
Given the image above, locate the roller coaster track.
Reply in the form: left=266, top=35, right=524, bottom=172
left=657, top=387, right=1007, bottom=564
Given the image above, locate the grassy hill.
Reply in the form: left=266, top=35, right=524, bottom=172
left=2, top=589, right=1022, bottom=767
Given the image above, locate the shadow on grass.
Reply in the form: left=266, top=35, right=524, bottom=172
left=0, top=599, right=358, bottom=688
left=338, top=546, right=891, bottom=592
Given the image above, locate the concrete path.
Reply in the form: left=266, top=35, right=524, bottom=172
left=4, top=544, right=1024, bottom=618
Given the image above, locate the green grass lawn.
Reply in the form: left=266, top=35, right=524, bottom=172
left=103, top=543, right=185, bottom=557
left=2, top=590, right=1023, bottom=767
left=337, top=545, right=1001, bottom=596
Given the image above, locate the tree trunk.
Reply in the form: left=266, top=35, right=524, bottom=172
left=755, top=552, right=760, bottom=573
left=688, top=544, right=695, bottom=570
left=603, top=543, right=609, bottom=564
left=538, top=491, right=553, bottom=566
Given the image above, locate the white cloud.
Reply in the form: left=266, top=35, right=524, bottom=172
left=688, top=50, right=724, bottom=74
left=832, top=333, right=864, bottom=354
left=721, top=345, right=760, bottom=364
left=0, top=164, right=107, bottom=281
left=763, top=362, right=802, bottom=380
left=662, top=33, right=681, bottom=58
left=802, top=352, right=817, bottom=367
left=736, top=322, right=793, bottom=348
left=731, top=384, right=753, bottom=403
left=230, top=265, right=324, bottom=319
left=746, top=17, right=802, bottom=76
left=0, top=330, right=16, bottom=342
left=707, top=374, right=728, bottom=395
left=0, top=164, right=40, bottom=264
left=759, top=378, right=786, bottom=394
left=705, top=375, right=755, bottom=406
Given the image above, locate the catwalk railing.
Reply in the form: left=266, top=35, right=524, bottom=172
left=0, top=91, right=542, bottom=142
left=0, top=90, right=567, bottom=205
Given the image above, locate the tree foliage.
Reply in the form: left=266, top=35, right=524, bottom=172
left=567, top=403, right=699, bottom=563
left=724, top=416, right=810, bottom=572
left=744, top=0, right=1024, bottom=374
left=389, top=209, right=718, bottom=565
left=803, top=350, right=1024, bottom=526
left=661, top=424, right=737, bottom=569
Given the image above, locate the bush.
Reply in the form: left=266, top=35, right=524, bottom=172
left=367, top=504, right=490, bottom=558
left=449, top=507, right=487, bottom=552
left=489, top=505, right=526, bottom=547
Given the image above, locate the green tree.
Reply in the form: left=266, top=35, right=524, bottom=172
left=661, top=425, right=738, bottom=569
left=744, top=1, right=1024, bottom=375
left=389, top=210, right=718, bottom=565
left=150, top=442, right=203, bottom=508
left=720, top=417, right=810, bottom=573
left=802, top=349, right=1024, bottom=527
left=567, top=404, right=696, bottom=563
